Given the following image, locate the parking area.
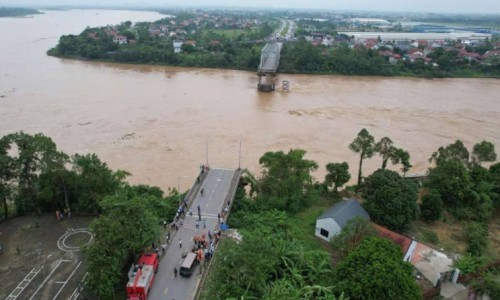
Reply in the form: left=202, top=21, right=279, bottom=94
left=0, top=215, right=93, bottom=300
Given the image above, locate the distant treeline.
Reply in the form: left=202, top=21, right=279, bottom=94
left=279, top=40, right=500, bottom=78
left=0, top=7, right=41, bottom=17
left=47, top=21, right=500, bottom=78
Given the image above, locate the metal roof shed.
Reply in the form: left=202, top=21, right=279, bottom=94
left=315, top=199, right=369, bottom=242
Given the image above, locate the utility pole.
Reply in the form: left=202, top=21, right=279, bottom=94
left=238, top=140, right=241, bottom=170
left=205, top=138, right=208, bottom=167
left=177, top=176, right=180, bottom=206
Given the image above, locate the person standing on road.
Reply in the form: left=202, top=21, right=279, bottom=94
left=161, top=243, right=166, bottom=255
left=195, top=220, right=200, bottom=230
left=174, top=267, right=178, bottom=277
left=163, top=220, right=167, bottom=229
left=179, top=238, right=182, bottom=248
left=203, top=219, right=207, bottom=229
left=166, top=232, right=170, bottom=244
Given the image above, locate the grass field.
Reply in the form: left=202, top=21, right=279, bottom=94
left=203, top=28, right=251, bottom=39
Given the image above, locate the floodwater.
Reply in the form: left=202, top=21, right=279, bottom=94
left=1, top=10, right=499, bottom=192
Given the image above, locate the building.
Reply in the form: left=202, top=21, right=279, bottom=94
left=173, top=40, right=183, bottom=53
left=374, top=223, right=466, bottom=299
left=315, top=199, right=369, bottom=242
left=112, top=35, right=127, bottom=45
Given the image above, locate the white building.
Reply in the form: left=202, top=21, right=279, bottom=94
left=173, top=40, right=183, bottom=53
left=113, top=35, right=127, bottom=45
left=315, top=199, right=370, bottom=242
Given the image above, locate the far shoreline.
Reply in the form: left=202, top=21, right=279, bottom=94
left=48, top=54, right=500, bottom=80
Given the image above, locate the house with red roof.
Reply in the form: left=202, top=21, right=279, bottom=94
left=374, top=224, right=467, bottom=300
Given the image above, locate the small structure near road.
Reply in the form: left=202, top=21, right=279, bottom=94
left=315, top=199, right=369, bottom=242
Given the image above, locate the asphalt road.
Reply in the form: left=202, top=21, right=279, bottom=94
left=148, top=168, right=237, bottom=300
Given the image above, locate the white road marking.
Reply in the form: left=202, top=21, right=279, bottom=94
left=68, top=272, right=88, bottom=300
left=52, top=261, right=82, bottom=300
left=5, top=266, right=44, bottom=300
left=28, top=260, right=64, bottom=300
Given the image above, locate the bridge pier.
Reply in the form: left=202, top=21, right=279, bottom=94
left=257, top=42, right=282, bottom=92
left=257, top=74, right=276, bottom=92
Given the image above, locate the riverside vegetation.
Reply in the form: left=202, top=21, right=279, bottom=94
left=47, top=11, right=500, bottom=78
left=1, top=131, right=499, bottom=299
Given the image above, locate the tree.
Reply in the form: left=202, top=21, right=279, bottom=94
left=333, top=237, right=421, bottom=300
left=85, top=194, right=162, bottom=299
left=395, top=148, right=412, bottom=176
left=324, top=162, right=350, bottom=192
left=362, top=169, right=419, bottom=231
left=426, top=160, right=473, bottom=206
left=8, top=132, right=67, bottom=214
left=256, top=149, right=318, bottom=213
left=0, top=136, right=16, bottom=219
left=472, top=141, right=497, bottom=165
left=374, top=137, right=395, bottom=169
left=429, top=140, right=469, bottom=166
left=490, top=163, right=500, bottom=207
left=349, top=129, right=375, bottom=193
left=420, top=190, right=443, bottom=222
left=72, top=153, right=128, bottom=213
left=331, top=217, right=375, bottom=256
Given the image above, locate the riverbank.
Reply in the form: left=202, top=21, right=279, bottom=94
left=47, top=51, right=500, bottom=80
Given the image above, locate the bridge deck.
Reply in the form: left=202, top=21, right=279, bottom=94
left=148, top=168, right=241, bottom=300
left=258, top=42, right=282, bottom=74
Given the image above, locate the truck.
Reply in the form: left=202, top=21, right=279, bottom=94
left=126, top=253, right=159, bottom=300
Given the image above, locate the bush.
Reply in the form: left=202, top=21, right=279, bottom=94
left=420, top=190, right=443, bottom=222
left=453, top=254, right=487, bottom=275
left=465, top=222, right=489, bottom=256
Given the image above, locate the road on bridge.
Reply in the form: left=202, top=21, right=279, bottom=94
left=148, top=168, right=238, bottom=300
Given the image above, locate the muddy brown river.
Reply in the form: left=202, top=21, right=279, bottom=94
left=1, top=10, right=499, bottom=192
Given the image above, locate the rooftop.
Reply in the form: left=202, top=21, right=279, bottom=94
left=317, top=199, right=369, bottom=228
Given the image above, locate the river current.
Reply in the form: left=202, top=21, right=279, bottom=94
left=1, top=10, right=499, bottom=191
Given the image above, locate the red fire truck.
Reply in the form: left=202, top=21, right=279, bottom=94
left=126, top=253, right=159, bottom=300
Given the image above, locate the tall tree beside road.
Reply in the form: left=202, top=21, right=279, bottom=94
left=256, top=149, right=318, bottom=213
left=72, top=153, right=129, bottom=213
left=349, top=129, right=375, bottom=193
left=324, top=162, right=351, bottom=192
left=85, top=192, right=165, bottom=299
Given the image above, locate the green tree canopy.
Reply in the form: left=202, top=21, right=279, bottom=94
left=324, top=162, right=351, bottom=192
left=349, top=129, right=375, bottom=193
left=255, top=149, right=318, bottom=213
left=426, top=159, right=473, bottom=206
left=420, top=189, right=443, bottom=222
left=472, top=141, right=497, bottom=165
left=362, top=169, right=419, bottom=231
left=333, top=237, right=421, bottom=300
left=374, top=137, right=395, bottom=170
left=429, top=140, right=469, bottom=166
left=0, top=136, right=16, bottom=219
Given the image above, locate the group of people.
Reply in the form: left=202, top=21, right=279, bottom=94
left=192, top=232, right=218, bottom=266
left=55, top=208, right=70, bottom=220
